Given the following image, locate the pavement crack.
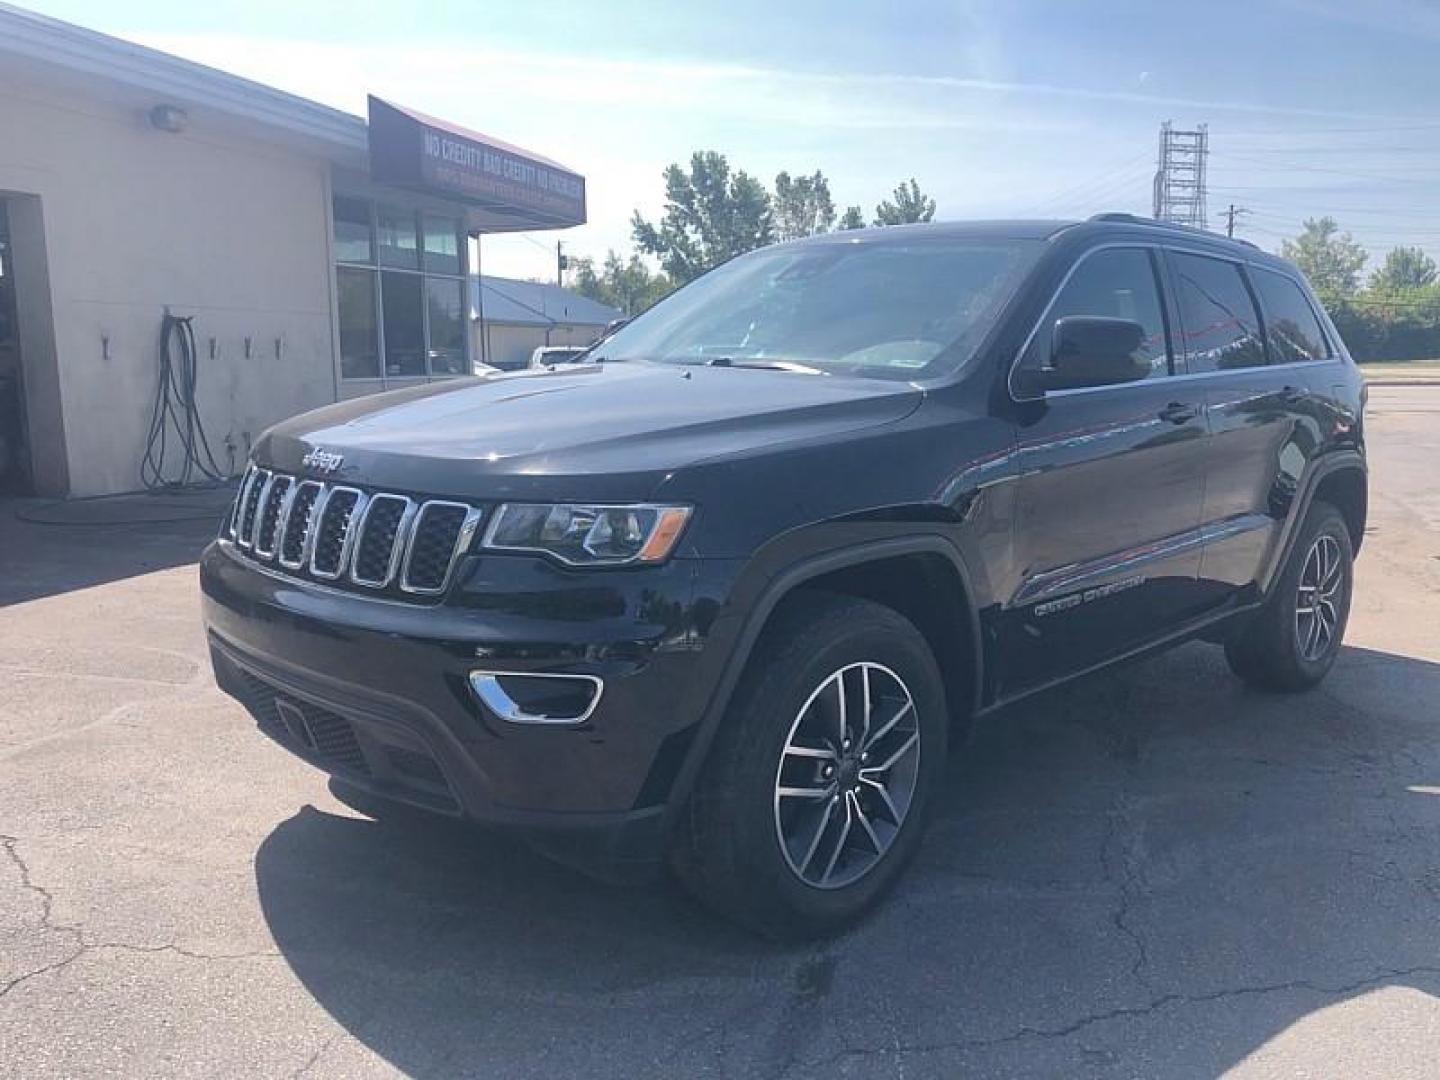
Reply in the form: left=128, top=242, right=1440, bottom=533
left=291, top=1030, right=345, bottom=1078
left=791, top=965, right=1440, bottom=1073
left=1101, top=794, right=1150, bottom=987
left=0, top=834, right=279, bottom=1002
left=0, top=834, right=86, bottom=1001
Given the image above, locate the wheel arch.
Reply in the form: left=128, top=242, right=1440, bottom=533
left=1259, top=450, right=1367, bottom=595
left=660, top=535, right=984, bottom=827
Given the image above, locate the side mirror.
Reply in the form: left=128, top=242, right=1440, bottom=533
left=1037, top=316, right=1152, bottom=392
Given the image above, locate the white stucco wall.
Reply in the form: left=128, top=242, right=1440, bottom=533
left=0, top=66, right=338, bottom=495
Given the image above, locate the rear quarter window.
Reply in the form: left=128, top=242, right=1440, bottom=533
left=1250, top=267, right=1332, bottom=363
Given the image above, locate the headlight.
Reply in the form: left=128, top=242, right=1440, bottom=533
left=481, top=503, right=692, bottom=565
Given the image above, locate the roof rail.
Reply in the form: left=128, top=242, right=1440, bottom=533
left=1086, top=212, right=1260, bottom=249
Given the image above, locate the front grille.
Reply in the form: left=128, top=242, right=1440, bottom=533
left=227, top=470, right=480, bottom=598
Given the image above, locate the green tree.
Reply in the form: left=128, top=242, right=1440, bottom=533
left=571, top=250, right=673, bottom=317
left=837, top=205, right=866, bottom=231
left=874, top=178, right=937, bottom=226
left=773, top=170, right=836, bottom=240
left=1280, top=217, right=1368, bottom=297
left=632, top=151, right=774, bottom=284
left=1369, top=245, right=1438, bottom=293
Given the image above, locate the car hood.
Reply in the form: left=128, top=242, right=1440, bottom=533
left=255, top=362, right=923, bottom=501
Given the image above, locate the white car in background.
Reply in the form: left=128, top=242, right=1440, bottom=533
left=528, top=345, right=590, bottom=369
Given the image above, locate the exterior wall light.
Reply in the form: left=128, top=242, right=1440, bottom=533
left=147, top=104, right=188, bottom=133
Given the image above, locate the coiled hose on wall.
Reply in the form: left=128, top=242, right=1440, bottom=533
left=141, top=311, right=227, bottom=491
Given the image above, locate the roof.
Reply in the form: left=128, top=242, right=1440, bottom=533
left=0, top=3, right=581, bottom=183
left=0, top=1, right=364, bottom=153
left=788, top=216, right=1289, bottom=267
left=473, top=277, right=621, bottom=328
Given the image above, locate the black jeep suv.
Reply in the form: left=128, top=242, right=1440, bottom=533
left=202, top=215, right=1366, bottom=938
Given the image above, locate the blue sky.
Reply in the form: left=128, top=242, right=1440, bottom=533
left=26, top=0, right=1440, bottom=279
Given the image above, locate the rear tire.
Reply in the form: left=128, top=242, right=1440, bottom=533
left=670, top=592, right=948, bottom=940
left=1224, top=500, right=1353, bottom=692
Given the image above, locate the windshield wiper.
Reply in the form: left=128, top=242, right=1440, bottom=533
left=704, top=357, right=825, bottom=375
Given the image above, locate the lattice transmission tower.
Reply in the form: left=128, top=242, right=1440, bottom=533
left=1152, top=122, right=1209, bottom=229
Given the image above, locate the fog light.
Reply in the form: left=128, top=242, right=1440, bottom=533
left=469, top=671, right=603, bottom=725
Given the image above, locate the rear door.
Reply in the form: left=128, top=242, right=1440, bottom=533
left=1002, top=245, right=1210, bottom=694
left=1169, top=252, right=1330, bottom=604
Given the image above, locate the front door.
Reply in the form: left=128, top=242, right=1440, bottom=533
left=0, top=200, right=31, bottom=495
left=1001, top=245, right=1210, bottom=694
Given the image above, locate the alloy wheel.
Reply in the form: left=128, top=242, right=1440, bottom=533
left=1295, top=533, right=1344, bottom=662
left=773, top=661, right=921, bottom=890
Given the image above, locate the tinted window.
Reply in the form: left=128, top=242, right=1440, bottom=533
left=332, top=197, right=373, bottom=264
left=1171, top=253, right=1267, bottom=372
left=1251, top=268, right=1330, bottom=363
left=336, top=267, right=379, bottom=378
left=1020, top=247, right=1170, bottom=380
left=381, top=271, right=424, bottom=376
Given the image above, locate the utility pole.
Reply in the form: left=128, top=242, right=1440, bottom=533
left=556, top=241, right=568, bottom=288
left=1152, top=121, right=1210, bottom=230
left=1220, top=203, right=1250, bottom=239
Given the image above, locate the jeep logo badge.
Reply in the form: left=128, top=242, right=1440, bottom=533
left=301, top=448, right=344, bottom=474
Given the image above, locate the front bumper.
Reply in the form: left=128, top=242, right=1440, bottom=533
left=200, top=540, right=738, bottom=874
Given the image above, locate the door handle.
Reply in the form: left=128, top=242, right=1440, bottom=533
left=1158, top=401, right=1199, bottom=424
left=1280, top=385, right=1307, bottom=405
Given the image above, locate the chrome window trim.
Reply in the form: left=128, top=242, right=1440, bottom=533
left=467, top=671, right=605, bottom=726
left=1010, top=239, right=1344, bottom=404
left=253, top=474, right=292, bottom=559
left=236, top=468, right=271, bottom=550
left=1040, top=357, right=1343, bottom=400
left=399, top=501, right=483, bottom=595
left=349, top=494, right=417, bottom=588
left=308, top=486, right=368, bottom=580
left=277, top=480, right=325, bottom=571
left=1007, top=241, right=1171, bottom=403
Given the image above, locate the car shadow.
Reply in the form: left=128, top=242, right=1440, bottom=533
left=254, top=641, right=1440, bottom=1077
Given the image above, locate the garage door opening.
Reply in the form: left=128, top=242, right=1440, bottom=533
left=0, top=200, right=32, bottom=495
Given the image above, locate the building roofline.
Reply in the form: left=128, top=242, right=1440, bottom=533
left=0, top=1, right=367, bottom=154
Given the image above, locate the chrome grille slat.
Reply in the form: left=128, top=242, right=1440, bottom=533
left=253, top=475, right=292, bottom=558
left=236, top=468, right=270, bottom=549
left=278, top=481, right=323, bottom=570
left=310, top=487, right=366, bottom=580
left=227, top=473, right=479, bottom=598
left=351, top=494, right=415, bottom=588
left=401, top=502, right=482, bottom=595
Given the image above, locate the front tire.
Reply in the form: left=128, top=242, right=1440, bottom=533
left=670, top=592, right=948, bottom=940
left=1225, top=500, right=1353, bottom=692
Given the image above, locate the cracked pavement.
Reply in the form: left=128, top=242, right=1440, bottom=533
left=2, top=385, right=1439, bottom=1078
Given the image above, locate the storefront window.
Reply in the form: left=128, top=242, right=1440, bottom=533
left=377, top=205, right=419, bottom=269
left=381, top=272, right=425, bottom=376
left=426, top=277, right=467, bottom=374
left=333, top=197, right=374, bottom=264
left=423, top=216, right=462, bottom=275
left=333, top=196, right=470, bottom=380
left=337, top=267, right=380, bottom=378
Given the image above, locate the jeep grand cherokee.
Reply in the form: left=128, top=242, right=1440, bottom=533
left=201, top=215, right=1366, bottom=938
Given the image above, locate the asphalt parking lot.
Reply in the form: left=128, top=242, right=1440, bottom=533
left=2, top=385, right=1438, bottom=1078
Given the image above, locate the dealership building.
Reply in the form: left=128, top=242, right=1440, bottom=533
left=0, top=3, right=614, bottom=498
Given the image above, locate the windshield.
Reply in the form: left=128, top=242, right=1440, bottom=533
left=592, top=237, right=1040, bottom=380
